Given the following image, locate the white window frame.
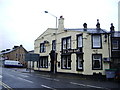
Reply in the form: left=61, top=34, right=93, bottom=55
left=63, top=39, right=66, bottom=50
left=92, top=35, right=101, bottom=48
left=77, top=35, right=82, bottom=48
left=62, top=55, right=71, bottom=69
left=67, top=38, right=71, bottom=49
left=112, top=40, right=119, bottom=49
left=92, top=54, right=102, bottom=70
left=77, top=55, right=83, bottom=70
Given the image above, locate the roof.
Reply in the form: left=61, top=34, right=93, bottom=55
left=0, top=45, right=28, bottom=55
left=0, top=49, right=16, bottom=55
left=64, top=28, right=108, bottom=34
left=111, top=31, right=120, bottom=37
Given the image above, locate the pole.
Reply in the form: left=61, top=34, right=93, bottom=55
left=44, top=11, right=57, bottom=74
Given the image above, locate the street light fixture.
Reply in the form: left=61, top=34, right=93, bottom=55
left=44, top=11, right=57, bottom=28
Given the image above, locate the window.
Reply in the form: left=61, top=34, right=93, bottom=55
left=52, top=40, right=56, bottom=51
left=77, top=35, right=83, bottom=48
left=112, top=40, right=119, bottom=50
left=39, top=56, right=48, bottom=68
left=40, top=43, right=46, bottom=53
left=92, top=54, right=102, bottom=70
left=62, top=37, right=71, bottom=50
left=61, top=55, right=71, bottom=69
left=92, top=35, right=102, bottom=49
left=77, top=54, right=83, bottom=71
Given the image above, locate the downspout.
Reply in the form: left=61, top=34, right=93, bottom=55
left=108, top=33, right=111, bottom=69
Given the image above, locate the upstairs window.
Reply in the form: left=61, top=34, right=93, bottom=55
left=77, top=35, right=83, bottom=48
left=112, top=40, right=119, bottom=50
left=40, top=43, right=46, bottom=53
left=52, top=40, right=56, bottom=51
left=92, top=35, right=102, bottom=49
left=62, top=37, right=71, bottom=50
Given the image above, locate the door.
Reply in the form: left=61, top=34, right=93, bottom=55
left=50, top=50, right=57, bottom=73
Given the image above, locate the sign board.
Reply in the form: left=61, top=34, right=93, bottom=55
left=25, top=53, right=40, bottom=61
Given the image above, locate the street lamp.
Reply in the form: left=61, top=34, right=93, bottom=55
left=44, top=11, right=57, bottom=28
left=44, top=11, right=58, bottom=74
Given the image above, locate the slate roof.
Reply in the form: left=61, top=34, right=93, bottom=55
left=64, top=28, right=108, bottom=34
left=111, top=31, right=120, bottom=37
left=0, top=48, right=17, bottom=55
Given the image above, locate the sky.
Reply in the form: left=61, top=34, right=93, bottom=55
left=0, top=0, right=119, bottom=51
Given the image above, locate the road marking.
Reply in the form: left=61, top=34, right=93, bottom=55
left=40, top=76, right=59, bottom=82
left=70, top=82, right=110, bottom=90
left=0, top=81, right=13, bottom=90
left=19, top=74, right=29, bottom=78
left=0, top=75, right=2, bottom=78
left=17, top=77, right=33, bottom=83
left=41, top=85, right=56, bottom=90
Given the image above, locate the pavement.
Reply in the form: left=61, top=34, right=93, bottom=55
left=12, top=68, right=120, bottom=83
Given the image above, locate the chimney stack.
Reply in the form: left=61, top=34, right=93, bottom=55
left=58, top=16, right=64, bottom=31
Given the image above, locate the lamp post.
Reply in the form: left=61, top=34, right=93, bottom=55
left=44, top=11, right=57, bottom=74
left=44, top=11, right=57, bottom=28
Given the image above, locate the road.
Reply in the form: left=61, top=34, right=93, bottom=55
left=1, top=67, right=120, bottom=89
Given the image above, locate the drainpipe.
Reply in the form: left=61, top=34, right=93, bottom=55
left=108, top=33, right=111, bottom=69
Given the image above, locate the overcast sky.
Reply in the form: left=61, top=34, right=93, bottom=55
left=0, top=0, right=119, bottom=51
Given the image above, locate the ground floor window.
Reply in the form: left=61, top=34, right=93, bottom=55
left=38, top=56, right=48, bottom=68
left=92, top=54, right=102, bottom=70
left=76, top=54, right=83, bottom=71
left=61, top=54, right=71, bottom=69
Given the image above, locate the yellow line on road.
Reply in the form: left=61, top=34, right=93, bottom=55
left=0, top=81, right=13, bottom=90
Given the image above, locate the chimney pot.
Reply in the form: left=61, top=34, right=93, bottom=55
left=96, top=19, right=100, bottom=29
left=110, top=23, right=115, bottom=32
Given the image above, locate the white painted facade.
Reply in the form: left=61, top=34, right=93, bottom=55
left=33, top=17, right=110, bottom=75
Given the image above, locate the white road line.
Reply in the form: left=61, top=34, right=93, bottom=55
left=70, top=82, right=86, bottom=87
left=40, top=76, right=59, bottom=82
left=0, top=75, right=2, bottom=78
left=41, top=85, right=56, bottom=90
left=0, top=81, right=13, bottom=90
left=70, top=82, right=110, bottom=90
left=19, top=74, right=29, bottom=78
left=17, top=77, right=33, bottom=83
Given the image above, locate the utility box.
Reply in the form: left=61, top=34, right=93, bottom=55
left=105, top=69, right=117, bottom=79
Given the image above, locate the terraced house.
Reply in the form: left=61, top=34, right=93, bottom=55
left=33, top=16, right=111, bottom=75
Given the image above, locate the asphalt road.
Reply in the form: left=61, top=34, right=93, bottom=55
left=1, top=67, right=120, bottom=90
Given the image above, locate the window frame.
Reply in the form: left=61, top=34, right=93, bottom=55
left=92, top=54, right=102, bottom=70
left=52, top=40, right=56, bottom=51
left=92, top=34, right=102, bottom=49
left=62, top=36, right=71, bottom=50
left=61, top=55, right=71, bottom=69
left=39, top=56, right=48, bottom=68
left=76, top=54, right=83, bottom=71
left=77, top=34, right=83, bottom=48
left=40, top=43, right=46, bottom=53
left=112, top=38, right=119, bottom=50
